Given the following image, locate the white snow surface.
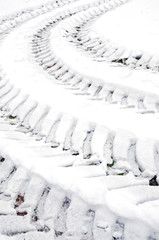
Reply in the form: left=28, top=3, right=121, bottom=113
left=1, top=2, right=159, bottom=141
left=93, top=0, right=159, bottom=55
left=0, top=0, right=54, bottom=17
left=0, top=0, right=159, bottom=238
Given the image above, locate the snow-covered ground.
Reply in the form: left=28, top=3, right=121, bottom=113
left=92, top=0, right=159, bottom=68
left=0, top=0, right=159, bottom=239
left=0, top=0, right=53, bottom=17
left=94, top=0, right=159, bottom=55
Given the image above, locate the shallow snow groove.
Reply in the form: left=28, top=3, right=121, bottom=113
left=66, top=12, right=159, bottom=71
left=61, top=0, right=159, bottom=71
left=1, top=0, right=159, bottom=174
left=47, top=0, right=159, bottom=112
left=0, top=0, right=159, bottom=239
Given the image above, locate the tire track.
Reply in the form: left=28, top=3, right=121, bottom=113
left=0, top=0, right=159, bottom=239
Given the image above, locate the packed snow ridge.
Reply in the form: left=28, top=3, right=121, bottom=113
left=0, top=0, right=159, bottom=239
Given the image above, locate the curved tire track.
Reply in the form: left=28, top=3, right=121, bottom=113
left=0, top=0, right=159, bottom=239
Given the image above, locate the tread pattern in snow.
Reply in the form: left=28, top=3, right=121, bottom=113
left=0, top=0, right=159, bottom=239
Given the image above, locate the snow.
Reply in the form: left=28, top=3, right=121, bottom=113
left=0, top=200, right=16, bottom=215
left=0, top=0, right=159, bottom=238
left=20, top=176, right=45, bottom=209
left=0, top=0, right=57, bottom=17
left=93, top=0, right=159, bottom=56
left=0, top=215, right=35, bottom=235
left=4, top=167, right=29, bottom=198
left=1, top=11, right=159, bottom=143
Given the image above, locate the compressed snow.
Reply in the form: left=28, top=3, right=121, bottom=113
left=1, top=13, right=159, bottom=142
left=0, top=0, right=159, bottom=238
